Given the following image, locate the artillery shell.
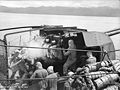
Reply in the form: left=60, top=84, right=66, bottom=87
left=101, top=60, right=109, bottom=67
left=113, top=62, right=120, bottom=72
left=88, top=71, right=108, bottom=80
left=94, top=74, right=119, bottom=90
left=94, top=78, right=103, bottom=89
left=86, top=63, right=101, bottom=72
left=112, top=60, right=120, bottom=65
left=103, top=85, right=118, bottom=90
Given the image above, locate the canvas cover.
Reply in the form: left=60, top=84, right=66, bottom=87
left=82, top=32, right=112, bottom=47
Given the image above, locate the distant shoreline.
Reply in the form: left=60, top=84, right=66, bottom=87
left=0, top=6, right=120, bottom=17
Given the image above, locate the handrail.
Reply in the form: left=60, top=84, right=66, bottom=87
left=0, top=44, right=103, bottom=53
left=0, top=72, right=117, bottom=81
left=0, top=26, right=43, bottom=31
left=105, top=28, right=120, bottom=33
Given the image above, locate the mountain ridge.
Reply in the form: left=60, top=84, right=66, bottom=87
left=0, top=6, right=120, bottom=17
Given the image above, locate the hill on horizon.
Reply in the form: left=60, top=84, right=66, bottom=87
left=0, top=6, right=120, bottom=17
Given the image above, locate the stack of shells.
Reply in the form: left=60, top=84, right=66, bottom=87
left=80, top=60, right=120, bottom=90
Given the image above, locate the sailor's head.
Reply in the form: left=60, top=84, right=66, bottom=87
left=87, top=51, right=93, bottom=57
left=68, top=39, right=75, bottom=47
left=36, top=62, right=43, bottom=69
left=47, top=66, right=54, bottom=74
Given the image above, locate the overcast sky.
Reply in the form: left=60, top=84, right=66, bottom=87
left=0, top=0, right=119, bottom=8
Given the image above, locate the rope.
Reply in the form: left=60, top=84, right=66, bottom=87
left=0, top=72, right=118, bottom=81
left=0, top=26, right=43, bottom=31
left=1, top=44, right=120, bottom=54
left=0, top=44, right=105, bottom=53
left=105, top=28, right=120, bottom=33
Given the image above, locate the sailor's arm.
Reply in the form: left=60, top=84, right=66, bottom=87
left=63, top=50, right=71, bottom=56
left=30, top=71, right=37, bottom=79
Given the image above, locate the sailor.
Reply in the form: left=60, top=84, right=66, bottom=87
left=30, top=62, right=48, bottom=90
left=46, top=66, right=58, bottom=90
left=64, top=71, right=75, bottom=90
left=10, top=49, right=27, bottom=79
left=63, top=39, right=77, bottom=75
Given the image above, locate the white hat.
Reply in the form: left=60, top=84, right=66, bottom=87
left=36, top=62, right=43, bottom=68
left=15, top=49, right=21, bottom=53
left=68, top=71, right=74, bottom=76
left=47, top=66, right=54, bottom=73
left=45, top=39, right=50, bottom=43
left=52, top=40, right=56, bottom=44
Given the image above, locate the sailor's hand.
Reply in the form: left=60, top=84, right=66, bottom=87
left=63, top=50, right=65, bottom=53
